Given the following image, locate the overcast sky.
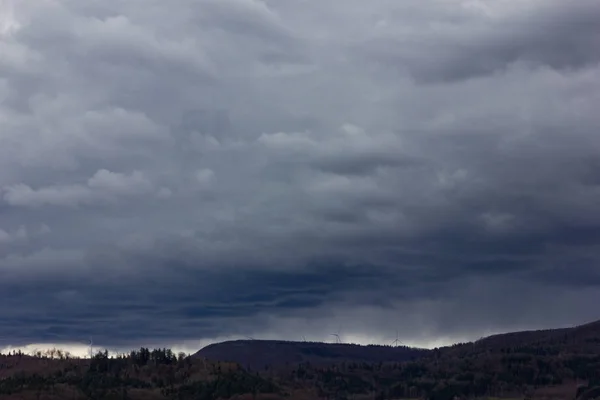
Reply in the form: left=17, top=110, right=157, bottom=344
left=1, top=0, right=600, bottom=357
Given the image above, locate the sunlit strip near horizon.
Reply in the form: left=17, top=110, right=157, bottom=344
left=0, top=332, right=473, bottom=359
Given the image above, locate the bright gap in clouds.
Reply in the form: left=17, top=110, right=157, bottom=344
left=0, top=0, right=19, bottom=37
left=1, top=329, right=526, bottom=358
left=0, top=336, right=463, bottom=359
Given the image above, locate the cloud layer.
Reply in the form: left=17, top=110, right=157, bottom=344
left=1, top=0, right=600, bottom=352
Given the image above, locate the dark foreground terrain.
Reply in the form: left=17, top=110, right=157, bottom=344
left=2, top=319, right=600, bottom=399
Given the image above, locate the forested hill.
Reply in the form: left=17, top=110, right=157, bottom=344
left=2, top=319, right=600, bottom=399
left=438, top=318, right=600, bottom=358
left=193, top=319, right=600, bottom=369
left=193, top=340, right=430, bottom=369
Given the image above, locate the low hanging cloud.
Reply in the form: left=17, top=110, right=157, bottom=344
left=1, top=0, right=600, bottom=353
left=3, top=169, right=154, bottom=207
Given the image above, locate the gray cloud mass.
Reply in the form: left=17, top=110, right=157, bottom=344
left=1, top=0, right=600, bottom=352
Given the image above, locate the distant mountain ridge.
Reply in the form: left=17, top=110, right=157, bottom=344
left=443, top=318, right=600, bottom=357
left=194, top=319, right=600, bottom=369
left=193, top=340, right=429, bottom=369
left=1, top=319, right=600, bottom=399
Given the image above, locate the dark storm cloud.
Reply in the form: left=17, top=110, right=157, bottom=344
left=356, top=0, right=600, bottom=83
left=1, top=0, right=600, bottom=352
left=0, top=261, right=404, bottom=347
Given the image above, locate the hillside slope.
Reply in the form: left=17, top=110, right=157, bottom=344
left=2, top=319, right=600, bottom=399
left=194, top=319, right=600, bottom=369
left=441, top=318, right=600, bottom=358
left=193, top=340, right=430, bottom=369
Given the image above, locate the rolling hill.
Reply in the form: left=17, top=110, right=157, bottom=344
left=2, top=319, right=600, bottom=399
left=193, top=319, right=600, bottom=369
left=193, top=340, right=430, bottom=369
left=440, top=318, right=600, bottom=358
